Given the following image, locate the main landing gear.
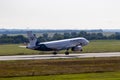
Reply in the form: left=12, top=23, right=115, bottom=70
left=65, top=49, right=69, bottom=55
left=52, top=49, right=70, bottom=55
left=53, top=51, right=57, bottom=55
left=65, top=51, right=69, bottom=55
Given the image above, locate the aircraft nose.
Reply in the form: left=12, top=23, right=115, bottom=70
left=86, top=40, right=89, bottom=44
left=85, top=39, right=89, bottom=45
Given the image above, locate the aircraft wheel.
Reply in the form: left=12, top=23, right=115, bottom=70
left=53, top=52, right=57, bottom=55
left=65, top=52, right=69, bottom=55
left=81, top=49, right=83, bottom=52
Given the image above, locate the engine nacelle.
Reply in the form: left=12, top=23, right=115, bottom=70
left=71, top=46, right=83, bottom=51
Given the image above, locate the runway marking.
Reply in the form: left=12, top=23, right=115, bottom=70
left=0, top=52, right=120, bottom=61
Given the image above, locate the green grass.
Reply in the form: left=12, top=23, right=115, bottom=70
left=0, top=40, right=120, bottom=55
left=0, top=57, right=120, bottom=77
left=0, top=44, right=40, bottom=55
left=0, top=71, right=120, bottom=80
left=83, top=40, right=120, bottom=53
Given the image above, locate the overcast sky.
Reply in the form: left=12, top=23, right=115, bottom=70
left=0, top=0, right=120, bottom=29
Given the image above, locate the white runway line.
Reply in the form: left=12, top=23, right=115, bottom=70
left=0, top=52, right=120, bottom=61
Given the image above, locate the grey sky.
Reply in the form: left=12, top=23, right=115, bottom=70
left=0, top=0, right=120, bottom=29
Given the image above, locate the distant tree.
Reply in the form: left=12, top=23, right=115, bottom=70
left=71, top=32, right=77, bottom=38
left=85, top=33, right=91, bottom=40
left=1, top=34, right=8, bottom=38
left=43, top=33, right=48, bottom=39
left=0, top=35, right=27, bottom=44
left=80, top=31, right=87, bottom=36
left=38, top=36, right=47, bottom=42
left=108, top=34, right=115, bottom=39
left=1, top=31, right=120, bottom=44
left=96, top=33, right=104, bottom=39
left=52, top=33, right=64, bottom=40
left=115, top=32, right=120, bottom=40
left=78, top=31, right=87, bottom=38
left=13, top=35, right=28, bottom=43
left=63, top=32, right=71, bottom=39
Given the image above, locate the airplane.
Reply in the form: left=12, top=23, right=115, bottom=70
left=25, top=31, right=89, bottom=55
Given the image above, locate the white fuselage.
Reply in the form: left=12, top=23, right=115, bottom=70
left=26, top=31, right=89, bottom=52
left=31, top=37, right=89, bottom=51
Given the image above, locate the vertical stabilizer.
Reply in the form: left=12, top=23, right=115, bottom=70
left=27, top=31, right=38, bottom=48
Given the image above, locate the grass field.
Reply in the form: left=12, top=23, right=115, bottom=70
left=0, top=44, right=40, bottom=55
left=1, top=71, right=120, bottom=80
left=0, top=57, right=120, bottom=77
left=84, top=40, right=120, bottom=53
left=0, top=40, right=120, bottom=55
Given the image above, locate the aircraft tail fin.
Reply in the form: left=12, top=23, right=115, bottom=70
left=27, top=31, right=38, bottom=48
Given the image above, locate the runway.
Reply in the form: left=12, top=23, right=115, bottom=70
left=0, top=52, right=120, bottom=61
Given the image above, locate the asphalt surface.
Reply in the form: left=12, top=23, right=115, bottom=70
left=0, top=52, right=120, bottom=61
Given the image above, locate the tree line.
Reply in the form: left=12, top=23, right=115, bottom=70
left=0, top=31, right=120, bottom=44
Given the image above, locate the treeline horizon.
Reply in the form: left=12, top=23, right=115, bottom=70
left=0, top=31, right=120, bottom=44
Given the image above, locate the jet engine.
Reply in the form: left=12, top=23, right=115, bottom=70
left=71, top=46, right=83, bottom=51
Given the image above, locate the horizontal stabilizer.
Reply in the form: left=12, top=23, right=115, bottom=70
left=19, top=46, right=26, bottom=48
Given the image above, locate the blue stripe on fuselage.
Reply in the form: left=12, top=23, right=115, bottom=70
left=34, top=44, right=54, bottom=51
